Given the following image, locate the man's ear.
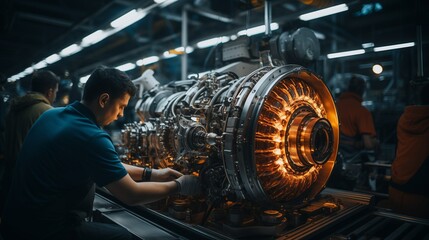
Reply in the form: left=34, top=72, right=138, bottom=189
left=99, top=93, right=110, bottom=108
left=46, top=88, right=54, bottom=98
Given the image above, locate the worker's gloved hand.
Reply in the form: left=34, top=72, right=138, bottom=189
left=174, top=175, right=201, bottom=196
left=151, top=168, right=183, bottom=182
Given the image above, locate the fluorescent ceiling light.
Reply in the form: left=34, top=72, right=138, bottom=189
left=116, top=63, right=136, bottom=72
left=156, top=0, right=178, bottom=7
left=24, top=67, right=34, bottom=74
left=81, top=30, right=107, bottom=47
left=8, top=71, right=29, bottom=81
left=79, top=75, right=91, bottom=84
left=59, top=44, right=82, bottom=57
left=197, top=36, right=230, bottom=48
left=327, top=49, right=365, bottom=59
left=8, top=72, right=23, bottom=82
left=8, top=75, right=19, bottom=82
left=8, top=69, right=32, bottom=81
left=136, top=56, right=159, bottom=66
left=110, top=9, right=147, bottom=29
left=175, top=46, right=194, bottom=53
left=299, top=3, right=349, bottom=21
left=163, top=50, right=177, bottom=59
left=33, top=60, right=48, bottom=70
left=163, top=46, right=194, bottom=59
left=362, top=42, right=374, bottom=48
left=237, top=23, right=279, bottom=36
left=45, top=54, right=61, bottom=64
left=8, top=0, right=179, bottom=83
left=16, top=72, right=26, bottom=79
left=373, top=42, right=415, bottom=52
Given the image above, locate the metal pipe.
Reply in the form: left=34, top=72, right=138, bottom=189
left=18, top=12, right=74, bottom=28
left=264, top=0, right=272, bottom=36
left=181, top=5, right=188, bottom=80
left=186, top=5, right=234, bottom=23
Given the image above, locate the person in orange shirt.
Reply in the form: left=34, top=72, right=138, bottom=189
left=328, top=76, right=379, bottom=190
left=336, top=76, right=378, bottom=153
left=389, top=83, right=429, bottom=219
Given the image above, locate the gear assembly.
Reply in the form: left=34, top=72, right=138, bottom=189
left=117, top=28, right=346, bottom=237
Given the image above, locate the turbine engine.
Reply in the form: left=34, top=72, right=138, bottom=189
left=120, top=28, right=339, bottom=207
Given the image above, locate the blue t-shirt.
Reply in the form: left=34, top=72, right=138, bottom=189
left=2, top=101, right=127, bottom=239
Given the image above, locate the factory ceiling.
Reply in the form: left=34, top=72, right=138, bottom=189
left=0, top=0, right=427, bottom=85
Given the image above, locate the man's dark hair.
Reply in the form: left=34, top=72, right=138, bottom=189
left=348, top=76, right=366, bottom=97
left=82, top=66, right=136, bottom=102
left=31, top=70, right=60, bottom=94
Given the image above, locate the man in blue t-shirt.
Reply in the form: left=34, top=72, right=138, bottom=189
left=1, top=67, right=200, bottom=240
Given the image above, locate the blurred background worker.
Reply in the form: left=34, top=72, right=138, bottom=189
left=329, top=75, right=379, bottom=190
left=0, top=70, right=59, bottom=216
left=389, top=83, right=429, bottom=218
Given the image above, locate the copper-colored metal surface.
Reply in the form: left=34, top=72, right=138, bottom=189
left=121, top=65, right=338, bottom=205
left=254, top=73, right=337, bottom=202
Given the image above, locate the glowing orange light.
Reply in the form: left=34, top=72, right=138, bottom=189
left=254, top=77, right=332, bottom=201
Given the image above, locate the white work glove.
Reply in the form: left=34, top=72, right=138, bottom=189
left=151, top=168, right=183, bottom=182
left=174, top=175, right=201, bottom=196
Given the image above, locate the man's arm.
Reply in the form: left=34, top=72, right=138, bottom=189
left=362, top=134, right=379, bottom=150
left=105, top=174, right=178, bottom=205
left=122, top=163, right=183, bottom=182
left=122, top=163, right=144, bottom=181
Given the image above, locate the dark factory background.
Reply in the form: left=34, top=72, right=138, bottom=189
left=1, top=0, right=428, bottom=239
left=2, top=0, right=427, bottom=134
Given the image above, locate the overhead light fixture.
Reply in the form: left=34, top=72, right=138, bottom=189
left=33, top=60, right=48, bottom=70
left=8, top=0, right=180, bottom=83
left=299, top=3, right=349, bottom=21
left=14, top=72, right=26, bottom=79
left=59, top=44, right=82, bottom=57
left=163, top=50, right=177, bottom=59
left=8, top=75, right=19, bottom=82
left=8, top=71, right=31, bottom=82
left=372, top=64, right=383, bottom=74
left=45, top=54, right=61, bottom=64
left=162, top=46, right=194, bottom=59
left=116, top=63, right=136, bottom=72
left=79, top=75, right=91, bottom=84
left=327, top=49, right=365, bottom=59
left=175, top=46, right=194, bottom=53
left=155, top=0, right=178, bottom=7
left=362, top=42, right=374, bottom=48
left=24, top=67, right=34, bottom=74
left=237, top=23, right=279, bottom=36
left=110, top=9, right=147, bottom=29
left=373, top=42, right=415, bottom=52
left=136, top=56, right=160, bottom=66
left=81, top=30, right=108, bottom=47
left=197, top=36, right=230, bottom=49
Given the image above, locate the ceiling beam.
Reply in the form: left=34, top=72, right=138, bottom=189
left=17, top=12, right=74, bottom=28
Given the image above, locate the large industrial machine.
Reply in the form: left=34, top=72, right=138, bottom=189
left=94, top=27, right=429, bottom=239
left=122, top=27, right=336, bottom=205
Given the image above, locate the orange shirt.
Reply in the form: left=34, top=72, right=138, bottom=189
left=391, top=105, right=429, bottom=185
left=336, top=92, right=376, bottom=138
